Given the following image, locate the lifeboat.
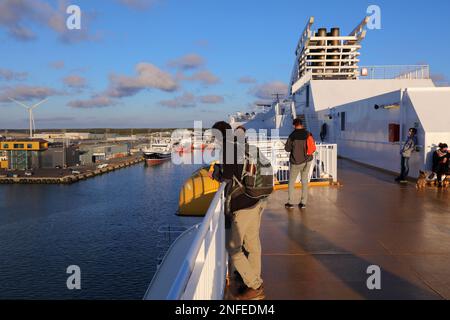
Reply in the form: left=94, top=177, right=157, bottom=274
left=178, top=166, right=220, bottom=216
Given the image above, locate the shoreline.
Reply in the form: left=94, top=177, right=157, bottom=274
left=0, top=156, right=145, bottom=185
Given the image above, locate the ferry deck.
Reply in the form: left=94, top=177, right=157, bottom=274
left=260, top=159, right=450, bottom=300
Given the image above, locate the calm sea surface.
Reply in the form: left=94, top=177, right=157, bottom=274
left=0, top=161, right=202, bottom=299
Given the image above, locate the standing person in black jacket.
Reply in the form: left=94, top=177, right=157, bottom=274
left=284, top=118, right=314, bottom=209
left=210, top=121, right=266, bottom=300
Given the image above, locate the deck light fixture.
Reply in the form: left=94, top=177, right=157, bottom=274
left=374, top=103, right=400, bottom=110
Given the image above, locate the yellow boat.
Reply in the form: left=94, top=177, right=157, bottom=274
left=178, top=166, right=220, bottom=216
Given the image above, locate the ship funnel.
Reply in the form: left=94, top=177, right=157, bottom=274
left=328, top=28, right=340, bottom=68
left=314, top=28, right=328, bottom=72
left=291, top=17, right=368, bottom=87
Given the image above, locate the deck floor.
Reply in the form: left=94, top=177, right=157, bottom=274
left=260, top=159, right=450, bottom=300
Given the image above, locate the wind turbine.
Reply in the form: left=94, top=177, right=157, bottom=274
left=9, top=98, right=48, bottom=138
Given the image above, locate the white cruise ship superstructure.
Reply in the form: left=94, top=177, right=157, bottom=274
left=244, top=16, right=450, bottom=177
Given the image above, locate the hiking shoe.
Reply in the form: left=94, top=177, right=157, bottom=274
left=235, top=285, right=265, bottom=300
left=285, top=203, right=295, bottom=210
left=229, top=280, right=247, bottom=296
left=299, top=203, right=307, bottom=209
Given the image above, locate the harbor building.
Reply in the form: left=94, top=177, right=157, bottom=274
left=33, top=132, right=107, bottom=143
left=79, top=143, right=129, bottom=165
left=40, top=143, right=80, bottom=168
left=0, top=139, right=49, bottom=170
left=0, top=151, right=7, bottom=169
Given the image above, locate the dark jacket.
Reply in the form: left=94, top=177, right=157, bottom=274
left=285, top=129, right=313, bottom=165
left=212, top=139, right=259, bottom=217
left=432, top=150, right=449, bottom=173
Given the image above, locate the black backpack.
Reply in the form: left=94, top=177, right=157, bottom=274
left=233, top=144, right=274, bottom=199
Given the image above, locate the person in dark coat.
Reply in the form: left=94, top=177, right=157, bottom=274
left=432, top=143, right=449, bottom=188
left=210, top=121, right=266, bottom=300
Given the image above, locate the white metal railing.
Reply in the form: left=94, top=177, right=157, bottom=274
left=165, top=183, right=227, bottom=300
left=358, top=65, right=430, bottom=80
left=251, top=139, right=338, bottom=183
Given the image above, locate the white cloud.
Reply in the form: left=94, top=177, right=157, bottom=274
left=0, top=85, right=60, bottom=102
left=63, top=75, right=87, bottom=89
left=68, top=95, right=116, bottom=108
left=67, top=62, right=178, bottom=108
left=159, top=92, right=196, bottom=108
left=199, top=95, right=224, bottom=104
left=107, top=62, right=178, bottom=98
left=168, top=54, right=205, bottom=70
left=177, top=70, right=220, bottom=86
left=0, top=68, right=28, bottom=81
left=0, top=0, right=97, bottom=43
left=249, top=81, right=288, bottom=100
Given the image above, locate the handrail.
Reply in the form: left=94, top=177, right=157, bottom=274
left=251, top=139, right=338, bottom=183
left=165, top=183, right=226, bottom=300
left=358, top=65, right=430, bottom=80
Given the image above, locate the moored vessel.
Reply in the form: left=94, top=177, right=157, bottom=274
left=143, top=142, right=172, bottom=166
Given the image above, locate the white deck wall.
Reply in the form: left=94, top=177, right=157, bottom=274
left=403, top=88, right=450, bottom=171
left=318, top=90, right=420, bottom=176
left=294, top=82, right=444, bottom=178
left=296, top=83, right=450, bottom=178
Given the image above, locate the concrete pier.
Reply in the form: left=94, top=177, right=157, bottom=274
left=0, top=156, right=144, bottom=185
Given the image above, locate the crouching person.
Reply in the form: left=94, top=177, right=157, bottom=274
left=210, top=121, right=273, bottom=300
left=433, top=143, right=449, bottom=188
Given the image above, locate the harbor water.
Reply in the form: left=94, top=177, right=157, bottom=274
left=0, top=161, right=202, bottom=299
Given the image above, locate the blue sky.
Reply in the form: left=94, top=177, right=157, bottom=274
left=0, top=0, right=449, bottom=129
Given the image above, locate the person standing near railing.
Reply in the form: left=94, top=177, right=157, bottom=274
left=209, top=121, right=272, bottom=301
left=284, top=118, right=315, bottom=209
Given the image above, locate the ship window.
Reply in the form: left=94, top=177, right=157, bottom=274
left=341, top=112, right=346, bottom=131
left=3, top=144, right=8, bottom=148
left=13, top=144, right=25, bottom=149
left=305, top=85, right=310, bottom=108
left=27, top=144, right=33, bottom=149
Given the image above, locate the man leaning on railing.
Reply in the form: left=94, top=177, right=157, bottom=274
left=209, top=121, right=272, bottom=300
